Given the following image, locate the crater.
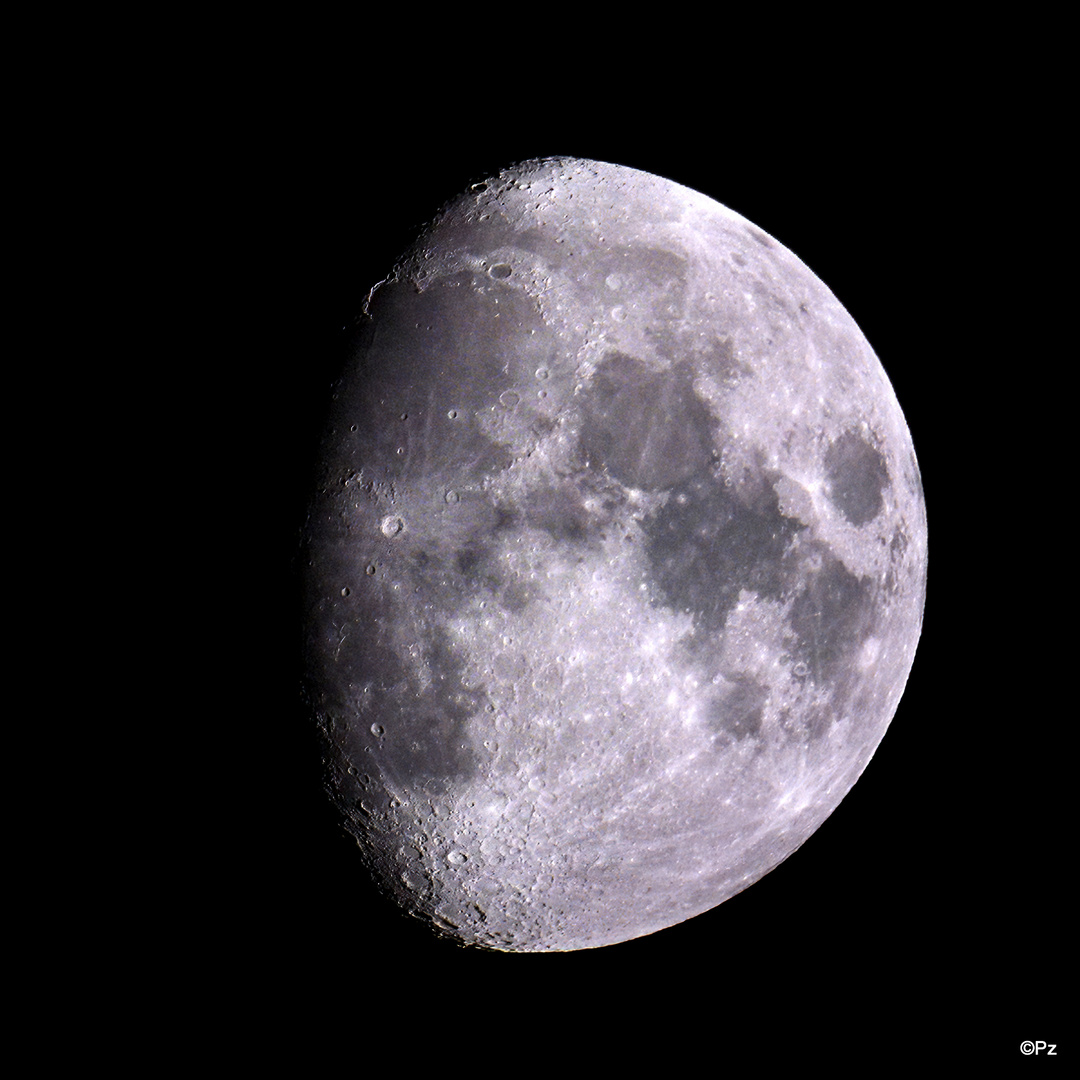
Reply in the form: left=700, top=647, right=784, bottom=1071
left=332, top=625, right=483, bottom=788
left=571, top=245, right=688, bottom=328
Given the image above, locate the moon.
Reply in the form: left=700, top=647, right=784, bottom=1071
left=300, top=157, right=927, bottom=952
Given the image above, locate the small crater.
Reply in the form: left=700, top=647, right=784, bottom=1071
left=445, top=489, right=460, bottom=504
left=489, top=263, right=512, bottom=279
left=371, top=723, right=385, bottom=737
left=447, top=851, right=468, bottom=865
left=380, top=515, right=405, bottom=537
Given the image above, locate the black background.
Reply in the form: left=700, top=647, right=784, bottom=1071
left=209, top=59, right=1064, bottom=1062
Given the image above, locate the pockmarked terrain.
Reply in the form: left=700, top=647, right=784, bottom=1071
left=301, top=158, right=927, bottom=951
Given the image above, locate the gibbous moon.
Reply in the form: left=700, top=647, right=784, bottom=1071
left=301, top=158, right=927, bottom=951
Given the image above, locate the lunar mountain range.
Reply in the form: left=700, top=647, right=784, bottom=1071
left=300, top=157, right=927, bottom=951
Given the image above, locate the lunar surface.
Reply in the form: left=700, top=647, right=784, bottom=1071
left=301, top=158, right=927, bottom=951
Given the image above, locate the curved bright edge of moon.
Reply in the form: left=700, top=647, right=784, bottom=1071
left=301, top=158, right=928, bottom=951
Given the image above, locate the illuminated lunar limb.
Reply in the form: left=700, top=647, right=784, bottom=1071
left=302, top=158, right=927, bottom=952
